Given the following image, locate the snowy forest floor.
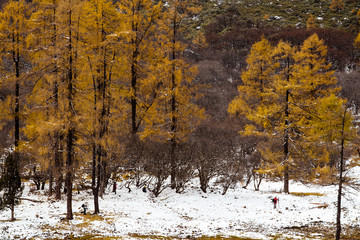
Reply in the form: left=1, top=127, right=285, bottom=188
left=2, top=170, right=360, bottom=240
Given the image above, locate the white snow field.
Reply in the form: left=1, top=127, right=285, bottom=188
left=1, top=170, right=360, bottom=240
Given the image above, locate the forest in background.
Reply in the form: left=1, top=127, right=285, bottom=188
left=0, top=0, right=360, bottom=229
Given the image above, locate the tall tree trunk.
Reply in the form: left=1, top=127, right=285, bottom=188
left=10, top=203, right=15, bottom=221
left=92, top=145, right=96, bottom=194
left=12, top=16, right=21, bottom=221
left=53, top=78, right=60, bottom=198
left=14, top=49, right=20, bottom=151
left=99, top=161, right=105, bottom=197
left=131, top=46, right=138, bottom=135
left=54, top=136, right=62, bottom=200
left=94, top=152, right=101, bottom=214
left=65, top=128, right=73, bottom=220
left=13, top=21, right=20, bottom=169
left=52, top=1, right=62, bottom=200
left=283, top=57, right=291, bottom=194
left=91, top=66, right=98, bottom=211
left=91, top=52, right=98, bottom=209
left=336, top=109, right=347, bottom=240
left=170, top=11, right=177, bottom=190
left=15, top=79, right=20, bottom=151
left=283, top=92, right=290, bottom=194
left=170, top=92, right=177, bottom=189
left=93, top=39, right=110, bottom=211
left=99, top=54, right=108, bottom=198
left=130, top=17, right=139, bottom=135
left=65, top=3, right=74, bottom=220
left=48, top=170, right=53, bottom=196
left=55, top=135, right=63, bottom=200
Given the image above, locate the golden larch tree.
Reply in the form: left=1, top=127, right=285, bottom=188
left=26, top=0, right=65, bottom=200
left=117, top=0, right=162, bottom=136
left=137, top=0, right=205, bottom=191
left=229, top=34, right=339, bottom=193
left=78, top=0, right=123, bottom=214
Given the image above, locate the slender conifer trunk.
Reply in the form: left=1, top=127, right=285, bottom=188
left=92, top=89, right=99, bottom=213
left=336, top=109, right=347, bottom=240
left=55, top=134, right=63, bottom=200
left=65, top=2, right=74, bottom=220
left=99, top=47, right=108, bottom=198
left=51, top=0, right=63, bottom=200
left=11, top=203, right=15, bottom=221
left=92, top=14, right=110, bottom=213
left=94, top=153, right=101, bottom=214
left=283, top=57, right=290, bottom=194
left=49, top=171, right=53, bottom=196
left=12, top=5, right=21, bottom=220
left=53, top=72, right=61, bottom=199
left=131, top=44, right=138, bottom=135
left=91, top=49, right=98, bottom=210
left=65, top=128, right=73, bottom=220
left=170, top=9, right=177, bottom=190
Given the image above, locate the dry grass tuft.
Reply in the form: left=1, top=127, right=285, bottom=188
left=290, top=192, right=324, bottom=197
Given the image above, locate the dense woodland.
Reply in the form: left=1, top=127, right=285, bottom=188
left=0, top=0, right=360, bottom=225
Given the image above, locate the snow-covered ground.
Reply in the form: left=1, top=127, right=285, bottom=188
left=1, top=170, right=360, bottom=240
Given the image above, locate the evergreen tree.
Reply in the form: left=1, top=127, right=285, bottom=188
left=0, top=153, right=23, bottom=221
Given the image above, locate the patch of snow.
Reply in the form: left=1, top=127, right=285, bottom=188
left=1, top=174, right=360, bottom=239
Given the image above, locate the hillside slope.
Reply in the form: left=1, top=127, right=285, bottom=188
left=195, top=0, right=360, bottom=34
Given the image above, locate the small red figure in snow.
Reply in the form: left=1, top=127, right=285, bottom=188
left=272, top=197, right=279, bottom=209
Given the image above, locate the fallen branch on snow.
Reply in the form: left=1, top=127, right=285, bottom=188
left=19, top=198, right=44, bottom=203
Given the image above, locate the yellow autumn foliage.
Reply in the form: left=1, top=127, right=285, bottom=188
left=229, top=34, right=349, bottom=189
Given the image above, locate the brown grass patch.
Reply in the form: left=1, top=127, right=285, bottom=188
left=290, top=192, right=324, bottom=197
